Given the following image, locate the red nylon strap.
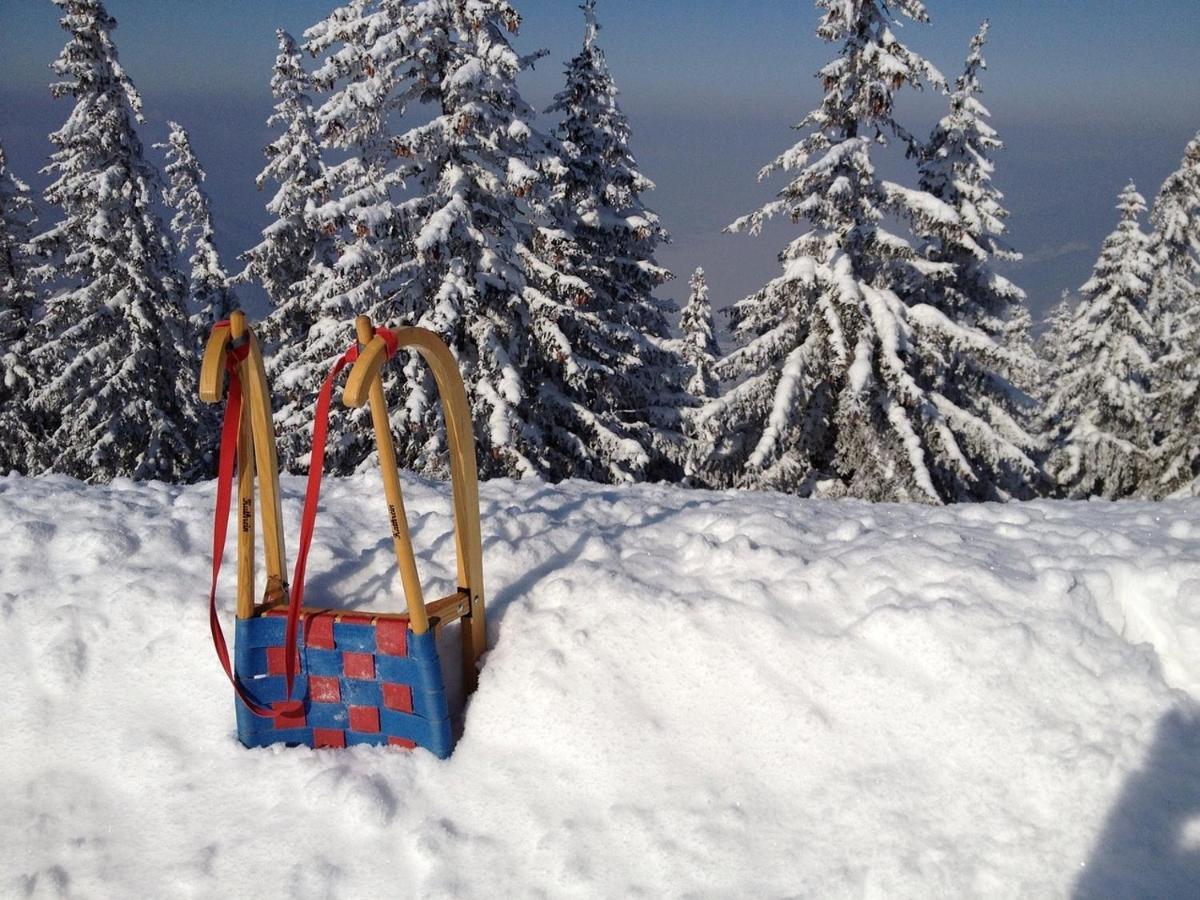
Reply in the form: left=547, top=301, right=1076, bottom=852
left=208, top=346, right=275, bottom=718
left=281, top=330, right=399, bottom=693
left=282, top=342, right=361, bottom=698
left=377, top=327, right=399, bottom=359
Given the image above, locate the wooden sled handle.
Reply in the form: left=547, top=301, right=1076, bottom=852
left=199, top=311, right=289, bottom=615
left=352, top=315, right=428, bottom=635
left=343, top=316, right=486, bottom=694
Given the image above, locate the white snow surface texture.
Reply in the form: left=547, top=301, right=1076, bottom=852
left=4, top=473, right=1200, bottom=898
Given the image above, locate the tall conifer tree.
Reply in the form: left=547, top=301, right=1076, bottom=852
left=383, top=0, right=553, bottom=478
left=266, top=2, right=418, bottom=472
left=158, top=121, right=237, bottom=326
left=680, top=267, right=720, bottom=401
left=696, top=1, right=1033, bottom=501
left=0, top=144, right=39, bottom=473
left=25, top=0, right=202, bottom=482
left=523, top=0, right=685, bottom=482
left=1146, top=133, right=1200, bottom=496
left=913, top=21, right=1040, bottom=497
left=1044, top=183, right=1159, bottom=498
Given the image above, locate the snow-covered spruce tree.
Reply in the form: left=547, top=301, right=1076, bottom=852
left=380, top=0, right=554, bottom=479
left=157, top=121, right=237, bottom=326
left=910, top=19, right=1041, bottom=496
left=292, top=0, right=668, bottom=480
left=0, top=143, right=39, bottom=473
left=263, top=2, right=419, bottom=473
left=521, top=0, right=685, bottom=482
left=680, top=267, right=720, bottom=400
left=1043, top=183, right=1160, bottom=499
left=680, top=266, right=721, bottom=483
left=1146, top=132, right=1200, bottom=496
left=239, top=30, right=332, bottom=358
left=696, top=1, right=1033, bottom=501
left=25, top=0, right=203, bottom=482
left=1036, top=291, right=1076, bottom=396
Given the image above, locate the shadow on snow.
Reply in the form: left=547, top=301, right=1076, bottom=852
left=1074, top=706, right=1200, bottom=899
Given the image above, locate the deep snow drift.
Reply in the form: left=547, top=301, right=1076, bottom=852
left=3, top=473, right=1200, bottom=897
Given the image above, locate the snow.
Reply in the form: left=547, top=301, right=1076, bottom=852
left=4, top=473, right=1200, bottom=896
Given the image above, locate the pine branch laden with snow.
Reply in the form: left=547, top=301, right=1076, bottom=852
left=521, top=0, right=687, bottom=483
left=239, top=30, right=333, bottom=354
left=21, top=0, right=204, bottom=483
left=1146, top=132, right=1200, bottom=497
left=156, top=122, right=237, bottom=328
left=695, top=1, right=1033, bottom=501
left=0, top=143, right=40, bottom=472
left=1044, top=184, right=1161, bottom=499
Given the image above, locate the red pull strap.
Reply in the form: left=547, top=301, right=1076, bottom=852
left=282, top=329, right=397, bottom=694
left=208, top=347, right=275, bottom=717
left=282, top=343, right=358, bottom=696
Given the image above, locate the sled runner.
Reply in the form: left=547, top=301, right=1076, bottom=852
left=200, top=313, right=486, bottom=758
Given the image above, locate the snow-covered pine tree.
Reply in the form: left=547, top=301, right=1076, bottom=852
left=240, top=30, right=332, bottom=348
left=291, top=0, right=666, bottom=480
left=263, top=2, right=419, bottom=473
left=1036, top=291, right=1076, bottom=393
left=1043, top=183, right=1160, bottom=499
left=696, top=0, right=1031, bottom=501
left=519, top=0, right=685, bottom=482
left=157, top=121, right=237, bottom=326
left=1146, top=132, right=1200, bottom=496
left=679, top=266, right=721, bottom=483
left=680, top=267, right=720, bottom=400
left=0, top=143, right=39, bottom=473
left=911, top=19, right=1041, bottom=497
left=24, top=0, right=203, bottom=482
left=381, top=0, right=553, bottom=479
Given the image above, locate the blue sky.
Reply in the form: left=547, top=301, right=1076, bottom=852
left=2, top=0, right=1199, bottom=324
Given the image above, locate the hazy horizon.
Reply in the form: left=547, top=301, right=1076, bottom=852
left=3, top=0, right=1198, bottom=330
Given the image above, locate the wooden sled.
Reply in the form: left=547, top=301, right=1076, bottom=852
left=200, top=313, right=486, bottom=757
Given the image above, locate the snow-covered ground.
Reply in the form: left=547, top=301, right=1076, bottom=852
left=3, top=473, right=1200, bottom=897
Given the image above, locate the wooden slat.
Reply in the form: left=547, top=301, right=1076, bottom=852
left=345, top=325, right=487, bottom=694
left=353, top=316, right=429, bottom=634
left=241, top=330, right=288, bottom=599
left=235, top=393, right=257, bottom=619
left=230, top=313, right=257, bottom=619
left=198, top=322, right=231, bottom=404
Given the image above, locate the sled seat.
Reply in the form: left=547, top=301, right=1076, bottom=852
left=234, top=608, right=451, bottom=754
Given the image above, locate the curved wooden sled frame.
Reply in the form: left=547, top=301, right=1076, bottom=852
left=344, top=316, right=487, bottom=695
left=199, top=311, right=289, bottom=616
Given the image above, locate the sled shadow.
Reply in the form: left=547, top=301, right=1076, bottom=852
left=1073, top=707, right=1200, bottom=899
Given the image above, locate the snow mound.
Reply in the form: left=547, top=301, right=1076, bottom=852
left=3, top=474, right=1200, bottom=897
